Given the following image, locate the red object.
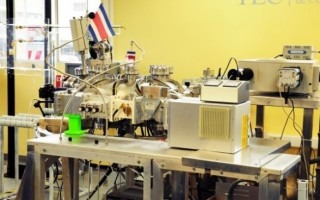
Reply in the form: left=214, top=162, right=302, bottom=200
left=55, top=75, right=63, bottom=88
left=35, top=51, right=42, bottom=60
left=28, top=50, right=32, bottom=59
left=126, top=51, right=136, bottom=63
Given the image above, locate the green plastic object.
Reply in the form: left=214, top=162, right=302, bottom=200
left=64, top=114, right=85, bottom=135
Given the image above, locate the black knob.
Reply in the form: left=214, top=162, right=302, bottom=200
left=85, top=107, right=92, bottom=112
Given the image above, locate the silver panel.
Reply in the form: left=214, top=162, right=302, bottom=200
left=262, top=154, right=300, bottom=176
left=182, top=138, right=291, bottom=175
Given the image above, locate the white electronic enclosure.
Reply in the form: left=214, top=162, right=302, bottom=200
left=238, top=59, right=319, bottom=94
left=168, top=98, right=250, bottom=153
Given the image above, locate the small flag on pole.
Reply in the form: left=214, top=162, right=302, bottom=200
left=88, top=4, right=115, bottom=42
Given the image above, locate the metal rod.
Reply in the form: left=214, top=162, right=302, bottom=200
left=0, top=125, right=3, bottom=193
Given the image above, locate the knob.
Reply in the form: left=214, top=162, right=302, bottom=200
left=85, top=107, right=92, bottom=112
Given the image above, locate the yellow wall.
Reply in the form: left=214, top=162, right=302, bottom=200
left=113, top=0, right=320, bottom=138
left=0, top=58, right=48, bottom=155
left=0, top=66, right=45, bottom=155
left=16, top=72, right=44, bottom=154
left=0, top=69, right=7, bottom=116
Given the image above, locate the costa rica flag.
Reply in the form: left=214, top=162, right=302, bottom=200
left=88, top=4, right=115, bottom=42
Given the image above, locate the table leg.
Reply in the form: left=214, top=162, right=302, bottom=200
left=300, top=108, right=313, bottom=179
left=14, top=127, right=19, bottom=181
left=258, top=176, right=268, bottom=200
left=256, top=105, right=265, bottom=138
left=171, top=171, right=188, bottom=200
left=152, top=160, right=164, bottom=200
left=34, top=148, right=47, bottom=200
left=315, top=133, right=320, bottom=199
left=62, top=157, right=79, bottom=200
left=142, top=159, right=152, bottom=200
left=0, top=125, right=3, bottom=193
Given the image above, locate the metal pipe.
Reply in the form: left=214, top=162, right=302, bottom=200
left=0, top=120, right=37, bottom=128
left=0, top=125, right=3, bottom=193
left=14, top=127, right=19, bottom=182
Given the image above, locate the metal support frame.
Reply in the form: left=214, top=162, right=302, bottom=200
left=44, top=0, right=53, bottom=109
left=6, top=0, right=15, bottom=179
left=29, top=134, right=299, bottom=200
left=32, top=136, right=153, bottom=200
left=171, top=171, right=188, bottom=200
left=251, top=95, right=318, bottom=182
left=301, top=108, right=313, bottom=179
left=0, top=126, right=3, bottom=193
left=255, top=105, right=264, bottom=138
left=61, top=157, right=80, bottom=200
left=315, top=132, right=320, bottom=199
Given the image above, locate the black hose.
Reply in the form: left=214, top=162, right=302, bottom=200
left=225, top=179, right=257, bottom=200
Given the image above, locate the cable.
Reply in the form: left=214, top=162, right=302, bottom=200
left=56, top=40, right=146, bottom=136
left=105, top=182, right=126, bottom=196
left=310, top=149, right=317, bottom=198
left=274, top=54, right=283, bottom=59
left=221, top=57, right=239, bottom=80
left=249, top=121, right=254, bottom=137
left=58, top=61, right=143, bottom=137
left=225, top=179, right=257, bottom=200
left=288, top=98, right=309, bottom=187
left=280, top=107, right=294, bottom=140
left=279, top=88, right=311, bottom=197
left=130, top=40, right=145, bottom=61
left=58, top=44, right=145, bottom=137
left=42, top=30, right=108, bottom=135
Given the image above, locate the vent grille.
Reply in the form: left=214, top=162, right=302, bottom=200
left=199, top=106, right=230, bottom=140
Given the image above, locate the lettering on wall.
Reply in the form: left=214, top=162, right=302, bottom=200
left=240, top=0, right=320, bottom=5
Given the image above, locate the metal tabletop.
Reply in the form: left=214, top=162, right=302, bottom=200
left=182, top=138, right=292, bottom=176
left=28, top=134, right=293, bottom=176
left=250, top=94, right=320, bottom=109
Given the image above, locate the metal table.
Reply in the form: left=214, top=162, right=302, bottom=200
left=250, top=95, right=320, bottom=180
left=28, top=134, right=300, bottom=200
left=153, top=138, right=300, bottom=200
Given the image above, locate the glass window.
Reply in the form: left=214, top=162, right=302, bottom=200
left=57, top=0, right=101, bottom=62
left=0, top=0, right=6, bottom=60
left=15, top=0, right=45, bottom=61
